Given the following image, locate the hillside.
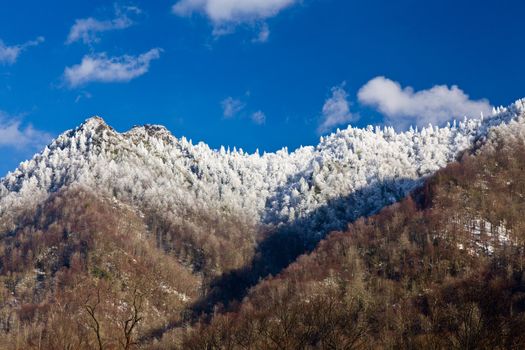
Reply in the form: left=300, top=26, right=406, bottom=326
left=183, top=106, right=525, bottom=349
left=0, top=99, right=525, bottom=348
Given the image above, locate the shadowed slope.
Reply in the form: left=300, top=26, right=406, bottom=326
left=181, top=113, right=525, bottom=349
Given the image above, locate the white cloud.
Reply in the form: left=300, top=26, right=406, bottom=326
left=0, top=112, right=51, bottom=150
left=221, top=97, right=245, bottom=117
left=251, top=110, right=266, bottom=124
left=64, top=48, right=162, bottom=87
left=358, top=76, right=493, bottom=128
left=66, top=6, right=140, bottom=44
left=172, top=0, right=296, bottom=38
left=173, top=0, right=296, bottom=22
left=318, top=84, right=357, bottom=134
left=0, top=37, right=45, bottom=65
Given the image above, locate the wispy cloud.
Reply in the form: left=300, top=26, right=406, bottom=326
left=318, top=84, right=357, bottom=134
left=220, top=95, right=265, bottom=125
left=251, top=110, right=266, bottom=125
left=64, top=48, right=162, bottom=87
left=0, top=111, right=51, bottom=150
left=252, top=23, right=270, bottom=43
left=66, top=5, right=141, bottom=45
left=172, top=0, right=297, bottom=38
left=74, top=91, right=93, bottom=103
left=358, top=76, right=493, bottom=128
left=0, top=37, right=45, bottom=65
left=221, top=97, right=245, bottom=118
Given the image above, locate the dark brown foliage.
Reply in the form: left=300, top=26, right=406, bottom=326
left=3, top=128, right=525, bottom=349
left=0, top=188, right=200, bottom=349
left=182, top=129, right=525, bottom=349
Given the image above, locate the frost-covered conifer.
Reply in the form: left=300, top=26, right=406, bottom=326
left=1, top=99, right=524, bottom=238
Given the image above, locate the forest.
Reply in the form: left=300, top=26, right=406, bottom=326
left=182, top=122, right=525, bottom=349
left=1, top=113, right=525, bottom=348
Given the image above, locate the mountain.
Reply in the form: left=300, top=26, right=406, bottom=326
left=3, top=100, right=524, bottom=235
left=0, top=98, right=525, bottom=349
left=183, top=109, right=525, bottom=349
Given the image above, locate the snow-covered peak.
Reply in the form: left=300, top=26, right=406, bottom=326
left=80, top=115, right=111, bottom=131
left=1, top=99, right=525, bottom=238
left=125, top=123, right=174, bottom=141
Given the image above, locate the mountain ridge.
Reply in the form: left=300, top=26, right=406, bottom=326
left=183, top=120, right=525, bottom=349
left=2, top=98, right=525, bottom=238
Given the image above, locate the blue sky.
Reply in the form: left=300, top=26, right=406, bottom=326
left=1, top=0, right=525, bottom=176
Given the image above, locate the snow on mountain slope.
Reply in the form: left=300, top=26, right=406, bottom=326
left=1, top=99, right=524, bottom=237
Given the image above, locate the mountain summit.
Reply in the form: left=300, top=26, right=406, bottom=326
left=2, top=99, right=525, bottom=239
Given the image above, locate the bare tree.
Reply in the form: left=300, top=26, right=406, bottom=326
left=85, top=288, right=104, bottom=350
left=119, top=287, right=144, bottom=350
